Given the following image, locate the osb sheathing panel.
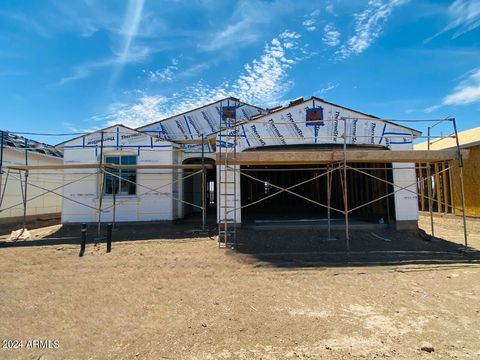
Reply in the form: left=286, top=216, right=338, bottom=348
left=451, top=145, right=480, bottom=217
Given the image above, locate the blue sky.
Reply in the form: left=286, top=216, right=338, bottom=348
left=0, top=0, right=479, bottom=144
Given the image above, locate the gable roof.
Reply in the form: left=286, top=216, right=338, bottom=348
left=231, top=96, right=422, bottom=136
left=55, top=123, right=175, bottom=148
left=415, top=126, right=480, bottom=150
left=136, top=96, right=265, bottom=135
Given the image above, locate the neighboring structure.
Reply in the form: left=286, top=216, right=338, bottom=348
left=415, top=126, right=480, bottom=218
left=0, top=132, right=63, bottom=223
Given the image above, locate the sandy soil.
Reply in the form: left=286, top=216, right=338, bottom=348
left=0, top=214, right=479, bottom=359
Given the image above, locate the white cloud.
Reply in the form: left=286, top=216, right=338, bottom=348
left=425, top=67, right=480, bottom=112
left=199, top=17, right=260, bottom=51
left=302, top=9, right=320, bottom=32
left=444, top=68, right=480, bottom=105
left=97, top=95, right=170, bottom=129
left=325, top=3, right=336, bottom=16
left=232, top=31, right=301, bottom=105
left=336, top=0, right=409, bottom=60
left=322, top=24, right=341, bottom=46
left=95, top=31, right=304, bottom=128
left=427, top=0, right=480, bottom=41
left=146, top=58, right=179, bottom=82
left=198, top=0, right=303, bottom=51
left=315, top=82, right=339, bottom=97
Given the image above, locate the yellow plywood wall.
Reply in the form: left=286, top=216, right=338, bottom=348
left=451, top=145, right=480, bottom=217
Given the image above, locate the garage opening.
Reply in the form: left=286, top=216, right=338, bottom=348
left=240, top=147, right=395, bottom=226
left=182, top=158, right=216, bottom=217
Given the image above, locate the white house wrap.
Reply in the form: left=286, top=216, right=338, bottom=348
left=216, top=97, right=420, bottom=228
left=61, top=125, right=181, bottom=223
left=57, top=96, right=422, bottom=231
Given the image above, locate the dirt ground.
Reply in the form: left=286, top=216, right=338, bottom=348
left=0, top=214, right=480, bottom=359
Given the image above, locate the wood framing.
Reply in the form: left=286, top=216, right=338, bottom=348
left=216, top=149, right=470, bottom=165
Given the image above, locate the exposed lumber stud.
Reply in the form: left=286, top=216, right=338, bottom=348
left=434, top=163, right=442, bottom=213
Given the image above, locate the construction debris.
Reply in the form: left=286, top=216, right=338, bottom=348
left=8, top=228, right=31, bottom=241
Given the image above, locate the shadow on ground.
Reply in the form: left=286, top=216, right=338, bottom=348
left=0, top=219, right=217, bottom=249
left=1, top=219, right=479, bottom=269
left=229, top=228, right=480, bottom=268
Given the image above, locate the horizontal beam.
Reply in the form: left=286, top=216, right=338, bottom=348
left=216, top=149, right=470, bottom=165
left=8, top=163, right=214, bottom=171
left=172, top=139, right=206, bottom=144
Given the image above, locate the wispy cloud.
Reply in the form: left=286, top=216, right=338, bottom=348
left=427, top=0, right=480, bottom=41
left=315, top=82, right=339, bottom=97
left=336, top=0, right=409, bottom=60
left=199, top=17, right=260, bottom=51
left=325, top=2, right=337, bottom=16
left=302, top=9, right=320, bottom=32
left=94, top=31, right=304, bottom=128
left=53, top=45, right=150, bottom=87
left=425, top=67, right=480, bottom=112
left=198, top=0, right=302, bottom=52
left=109, top=0, right=145, bottom=88
left=322, top=24, right=341, bottom=46
left=146, top=58, right=179, bottom=82
left=54, top=0, right=147, bottom=87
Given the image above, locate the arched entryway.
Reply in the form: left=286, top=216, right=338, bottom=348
left=182, top=158, right=216, bottom=218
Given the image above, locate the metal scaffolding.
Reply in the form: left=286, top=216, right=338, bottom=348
left=215, top=117, right=470, bottom=252
left=0, top=117, right=470, bottom=254
left=0, top=131, right=213, bottom=238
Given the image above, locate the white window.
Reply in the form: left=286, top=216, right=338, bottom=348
left=104, top=155, right=137, bottom=195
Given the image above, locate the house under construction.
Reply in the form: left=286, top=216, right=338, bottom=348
left=1, top=96, right=470, bottom=249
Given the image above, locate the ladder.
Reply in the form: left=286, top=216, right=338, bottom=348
left=218, top=105, right=238, bottom=248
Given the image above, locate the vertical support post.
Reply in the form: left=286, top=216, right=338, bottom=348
left=112, top=183, right=116, bottom=230
left=106, top=223, right=112, bottom=253
left=232, top=120, right=238, bottom=249
left=434, top=162, right=442, bottom=213
left=0, top=169, right=9, bottom=209
left=326, top=164, right=332, bottom=239
left=384, top=163, right=391, bottom=225
left=223, top=142, right=228, bottom=246
left=442, top=161, right=450, bottom=214
left=448, top=161, right=454, bottom=214
left=79, top=223, right=87, bottom=257
left=97, top=130, right=105, bottom=239
left=452, top=118, right=468, bottom=250
left=419, top=163, right=425, bottom=212
left=427, top=127, right=434, bottom=237
left=342, top=117, right=350, bottom=253
left=23, top=138, right=28, bottom=231
left=201, top=134, right=206, bottom=231
left=218, top=108, right=223, bottom=247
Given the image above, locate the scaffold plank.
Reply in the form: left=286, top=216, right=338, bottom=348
left=8, top=163, right=214, bottom=170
